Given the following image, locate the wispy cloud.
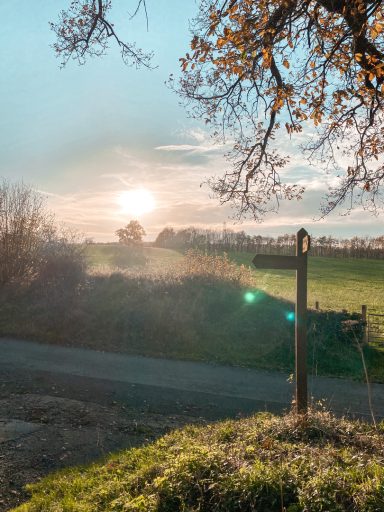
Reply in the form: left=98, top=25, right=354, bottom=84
left=155, top=144, right=223, bottom=154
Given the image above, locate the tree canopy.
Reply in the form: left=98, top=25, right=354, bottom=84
left=52, top=1, right=384, bottom=220
left=116, top=220, right=146, bottom=245
left=176, top=0, right=384, bottom=219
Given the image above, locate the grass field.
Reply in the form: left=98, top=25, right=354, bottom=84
left=84, top=244, right=182, bottom=272
left=85, top=244, right=384, bottom=313
left=13, top=410, right=384, bottom=512
left=0, top=244, right=383, bottom=382
left=227, top=251, right=384, bottom=314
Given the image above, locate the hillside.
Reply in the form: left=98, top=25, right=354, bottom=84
left=85, top=244, right=384, bottom=313
left=229, top=251, right=384, bottom=313
left=84, top=244, right=182, bottom=272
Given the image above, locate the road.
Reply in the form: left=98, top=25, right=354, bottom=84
left=1, top=337, right=383, bottom=421
left=2, top=337, right=384, bottom=510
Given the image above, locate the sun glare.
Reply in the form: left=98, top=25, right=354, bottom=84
left=117, top=189, right=155, bottom=217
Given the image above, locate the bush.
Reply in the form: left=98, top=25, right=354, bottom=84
left=0, top=180, right=86, bottom=292
left=180, top=250, right=253, bottom=288
left=35, top=233, right=86, bottom=290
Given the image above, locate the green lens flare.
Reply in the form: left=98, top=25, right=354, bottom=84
left=244, top=292, right=256, bottom=303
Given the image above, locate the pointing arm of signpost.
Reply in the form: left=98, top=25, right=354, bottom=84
left=253, top=228, right=310, bottom=414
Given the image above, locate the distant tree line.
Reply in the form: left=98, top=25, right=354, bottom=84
left=154, top=226, right=384, bottom=259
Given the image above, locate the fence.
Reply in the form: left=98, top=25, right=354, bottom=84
left=367, top=310, right=384, bottom=344
left=316, top=303, right=384, bottom=344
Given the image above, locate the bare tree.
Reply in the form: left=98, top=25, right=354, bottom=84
left=0, top=181, right=85, bottom=287
left=0, top=181, right=52, bottom=285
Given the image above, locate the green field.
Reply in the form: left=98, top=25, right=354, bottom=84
left=227, top=251, right=384, bottom=314
left=84, top=244, right=182, bottom=272
left=0, top=245, right=383, bottom=382
left=85, top=244, right=384, bottom=313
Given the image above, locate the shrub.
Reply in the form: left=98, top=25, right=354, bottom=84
left=36, top=234, right=86, bottom=290
left=180, top=250, right=253, bottom=288
left=0, top=180, right=86, bottom=291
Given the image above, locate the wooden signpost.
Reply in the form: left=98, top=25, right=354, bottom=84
left=253, top=228, right=310, bottom=414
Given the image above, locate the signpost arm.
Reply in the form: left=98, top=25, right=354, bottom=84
left=295, top=228, right=308, bottom=414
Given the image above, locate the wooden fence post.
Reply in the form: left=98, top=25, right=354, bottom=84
left=362, top=305, right=368, bottom=344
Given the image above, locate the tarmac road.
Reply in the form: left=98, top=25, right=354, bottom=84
left=1, top=337, right=383, bottom=422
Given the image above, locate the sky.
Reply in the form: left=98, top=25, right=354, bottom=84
left=1, top=0, right=383, bottom=241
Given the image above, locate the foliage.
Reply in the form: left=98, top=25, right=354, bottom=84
left=35, top=230, right=86, bottom=290
left=182, top=249, right=252, bottom=287
left=115, top=220, right=146, bottom=246
left=13, top=410, right=384, bottom=511
left=154, top=224, right=384, bottom=259
left=154, top=227, right=176, bottom=248
left=174, top=0, right=384, bottom=219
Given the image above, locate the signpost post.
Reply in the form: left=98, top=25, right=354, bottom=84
left=253, top=228, right=310, bottom=414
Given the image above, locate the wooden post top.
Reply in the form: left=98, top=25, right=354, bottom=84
left=297, top=228, right=310, bottom=256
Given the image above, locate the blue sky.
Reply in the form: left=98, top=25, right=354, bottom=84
left=1, top=0, right=383, bottom=241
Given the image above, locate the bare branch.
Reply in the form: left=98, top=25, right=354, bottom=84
left=50, top=1, right=153, bottom=68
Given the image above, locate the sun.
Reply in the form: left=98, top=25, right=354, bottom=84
left=117, top=189, right=155, bottom=217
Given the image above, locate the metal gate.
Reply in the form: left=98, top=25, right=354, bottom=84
left=368, top=310, right=384, bottom=344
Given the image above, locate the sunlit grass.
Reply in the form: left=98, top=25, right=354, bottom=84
left=84, top=244, right=182, bottom=272
left=227, top=252, right=384, bottom=313
left=13, top=410, right=384, bottom=512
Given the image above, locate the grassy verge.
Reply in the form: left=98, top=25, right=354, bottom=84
left=13, top=410, right=384, bottom=512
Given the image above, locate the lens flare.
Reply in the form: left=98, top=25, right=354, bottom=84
left=244, top=291, right=256, bottom=303
left=244, top=290, right=264, bottom=304
left=286, top=311, right=295, bottom=322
